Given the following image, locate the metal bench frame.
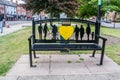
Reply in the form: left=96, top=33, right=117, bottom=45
left=28, top=18, right=107, bottom=67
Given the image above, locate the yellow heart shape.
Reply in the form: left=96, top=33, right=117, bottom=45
left=59, top=26, right=74, bottom=40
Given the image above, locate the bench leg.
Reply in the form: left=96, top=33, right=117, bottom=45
left=33, top=51, right=39, bottom=58
left=92, top=50, right=96, bottom=57
left=90, top=50, right=96, bottom=57
left=29, top=50, right=36, bottom=67
left=99, top=49, right=104, bottom=65
left=29, top=48, right=33, bottom=67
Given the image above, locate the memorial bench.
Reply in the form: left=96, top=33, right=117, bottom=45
left=28, top=18, right=107, bottom=67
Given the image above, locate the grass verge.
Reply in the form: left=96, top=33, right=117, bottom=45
left=0, top=27, right=31, bottom=75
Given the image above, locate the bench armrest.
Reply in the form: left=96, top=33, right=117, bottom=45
left=28, top=35, right=33, bottom=41
left=28, top=35, right=34, bottom=49
left=98, top=35, right=107, bottom=41
left=98, top=35, right=107, bottom=50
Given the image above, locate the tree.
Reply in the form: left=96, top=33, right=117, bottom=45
left=25, top=0, right=78, bottom=17
left=77, top=0, right=97, bottom=18
left=77, top=0, right=120, bottom=18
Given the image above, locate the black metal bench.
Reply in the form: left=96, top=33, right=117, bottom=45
left=28, top=18, right=107, bottom=67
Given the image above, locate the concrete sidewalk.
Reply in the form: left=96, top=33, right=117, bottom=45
left=6, top=21, right=31, bottom=26
left=2, top=54, right=120, bottom=80
left=1, top=73, right=120, bottom=80
left=0, top=21, right=32, bottom=37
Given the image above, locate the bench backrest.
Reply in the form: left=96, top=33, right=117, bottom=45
left=32, top=18, right=100, bottom=44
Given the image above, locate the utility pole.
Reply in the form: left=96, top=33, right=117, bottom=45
left=95, top=0, right=101, bottom=43
left=97, top=0, right=101, bottom=36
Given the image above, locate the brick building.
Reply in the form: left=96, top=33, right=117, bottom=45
left=17, top=4, right=26, bottom=20
left=26, top=10, right=32, bottom=20
left=0, top=0, right=32, bottom=21
left=5, top=0, right=17, bottom=21
left=0, top=0, right=5, bottom=17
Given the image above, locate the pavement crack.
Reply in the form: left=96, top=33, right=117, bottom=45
left=83, top=60, right=91, bottom=73
left=17, top=76, right=23, bottom=80
left=49, top=55, right=52, bottom=74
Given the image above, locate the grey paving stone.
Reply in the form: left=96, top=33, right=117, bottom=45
left=64, top=74, right=115, bottom=80
left=7, top=63, right=49, bottom=76
left=6, top=54, right=120, bottom=76
left=16, top=55, right=49, bottom=64
left=50, top=63, right=89, bottom=75
left=51, top=54, right=80, bottom=63
left=83, top=58, right=108, bottom=74
left=0, top=76, right=18, bottom=80
left=107, top=72, right=120, bottom=80
left=18, top=76, right=64, bottom=80
left=36, top=55, right=50, bottom=63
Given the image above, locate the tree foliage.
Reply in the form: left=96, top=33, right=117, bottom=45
left=25, top=0, right=78, bottom=17
left=25, top=0, right=120, bottom=18
left=77, top=0, right=120, bottom=18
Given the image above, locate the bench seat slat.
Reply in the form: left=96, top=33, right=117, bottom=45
left=31, top=43, right=102, bottom=51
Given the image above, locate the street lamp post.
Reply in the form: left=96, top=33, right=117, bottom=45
left=98, top=0, right=102, bottom=5
left=98, top=0, right=102, bottom=31
left=95, top=0, right=102, bottom=44
left=98, top=0, right=101, bottom=23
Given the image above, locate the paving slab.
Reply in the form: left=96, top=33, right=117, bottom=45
left=64, top=74, right=111, bottom=80
left=0, top=76, right=18, bottom=80
left=6, top=54, right=120, bottom=77
left=3, top=73, right=120, bottom=80
left=16, top=55, right=50, bottom=64
left=50, top=63, right=89, bottom=75
left=7, top=63, right=49, bottom=76
left=50, top=54, right=80, bottom=63
left=17, top=76, right=64, bottom=80
left=0, top=76, right=64, bottom=80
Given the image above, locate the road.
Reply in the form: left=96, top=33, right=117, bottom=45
left=101, top=21, right=120, bottom=29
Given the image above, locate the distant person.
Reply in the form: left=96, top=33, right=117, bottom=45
left=38, top=23, right=43, bottom=39
left=74, top=25, right=79, bottom=40
left=43, top=23, right=49, bottom=40
left=52, top=25, right=58, bottom=40
left=79, top=25, right=85, bottom=40
left=0, top=12, right=4, bottom=33
left=86, top=23, right=91, bottom=40
left=2, top=18, right=5, bottom=27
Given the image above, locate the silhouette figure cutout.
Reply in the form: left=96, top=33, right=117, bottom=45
left=43, top=23, right=49, bottom=40
left=91, top=32, right=94, bottom=40
left=74, top=25, right=79, bottom=40
left=86, top=23, right=91, bottom=40
left=79, top=25, right=85, bottom=40
left=52, top=25, right=58, bottom=40
left=38, top=23, right=43, bottom=39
